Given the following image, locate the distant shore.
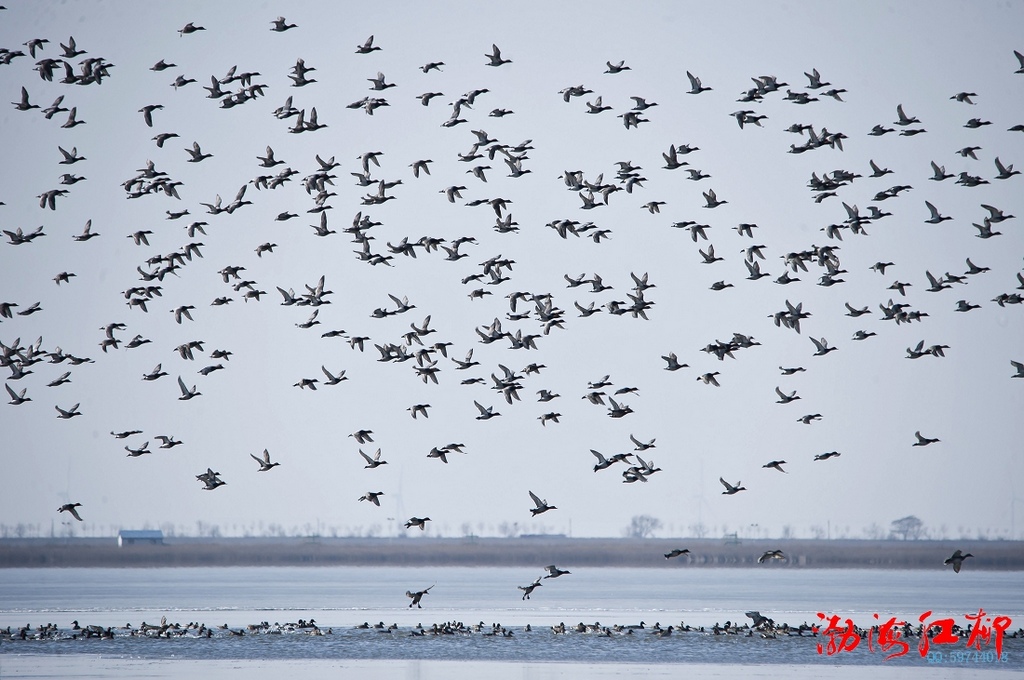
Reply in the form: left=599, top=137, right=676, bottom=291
left=1, top=536, right=1021, bottom=569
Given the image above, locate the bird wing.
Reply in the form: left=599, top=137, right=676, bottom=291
left=528, top=490, right=543, bottom=506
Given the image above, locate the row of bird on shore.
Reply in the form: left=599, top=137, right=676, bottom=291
left=1, top=15, right=1021, bottom=560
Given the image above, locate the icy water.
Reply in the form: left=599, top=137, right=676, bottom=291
left=0, top=566, right=1021, bottom=670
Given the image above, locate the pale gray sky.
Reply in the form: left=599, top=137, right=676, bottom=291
left=1, top=1, right=1022, bottom=540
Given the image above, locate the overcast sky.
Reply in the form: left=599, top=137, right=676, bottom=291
left=1, top=1, right=1022, bottom=541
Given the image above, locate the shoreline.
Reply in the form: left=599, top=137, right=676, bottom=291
left=1, top=537, right=1021, bottom=569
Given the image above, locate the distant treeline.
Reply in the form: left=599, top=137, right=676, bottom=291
left=1, top=537, right=1022, bottom=570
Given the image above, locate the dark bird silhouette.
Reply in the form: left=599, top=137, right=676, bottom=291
left=518, top=577, right=542, bottom=600
left=528, top=490, right=556, bottom=516
left=758, top=550, right=786, bottom=563
left=359, top=491, right=384, bottom=506
left=405, top=516, right=431, bottom=530
left=178, top=22, right=205, bottom=37
left=270, top=17, right=297, bottom=32
left=720, top=477, right=746, bottom=495
left=944, top=549, right=973, bottom=573
left=355, top=35, right=381, bottom=54
left=543, top=565, right=571, bottom=578
left=58, top=502, right=83, bottom=521
left=12, top=86, right=38, bottom=111
left=177, top=376, right=200, bottom=400
left=359, top=449, right=387, bottom=468
left=406, top=585, right=433, bottom=607
left=485, top=44, right=511, bottom=67
left=686, top=71, right=711, bottom=94
left=251, top=448, right=280, bottom=471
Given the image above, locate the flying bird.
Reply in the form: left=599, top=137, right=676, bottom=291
left=758, top=550, right=786, bottom=564
left=359, top=491, right=384, bottom=506
left=55, top=403, right=81, bottom=419
left=944, top=549, right=973, bottom=573
left=720, top=477, right=746, bottom=495
left=58, top=503, right=83, bottom=521
left=405, top=517, right=431, bottom=530
left=518, top=577, right=543, bottom=600
left=360, top=448, right=388, bottom=469
left=251, top=448, right=281, bottom=471
left=485, top=44, right=511, bottom=67
left=176, top=376, right=200, bottom=400
left=406, top=585, right=433, bottom=607
left=528, top=490, right=556, bottom=516
left=543, top=565, right=571, bottom=578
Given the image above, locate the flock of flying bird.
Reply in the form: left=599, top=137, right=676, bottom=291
left=2, top=9, right=1023, bottom=587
